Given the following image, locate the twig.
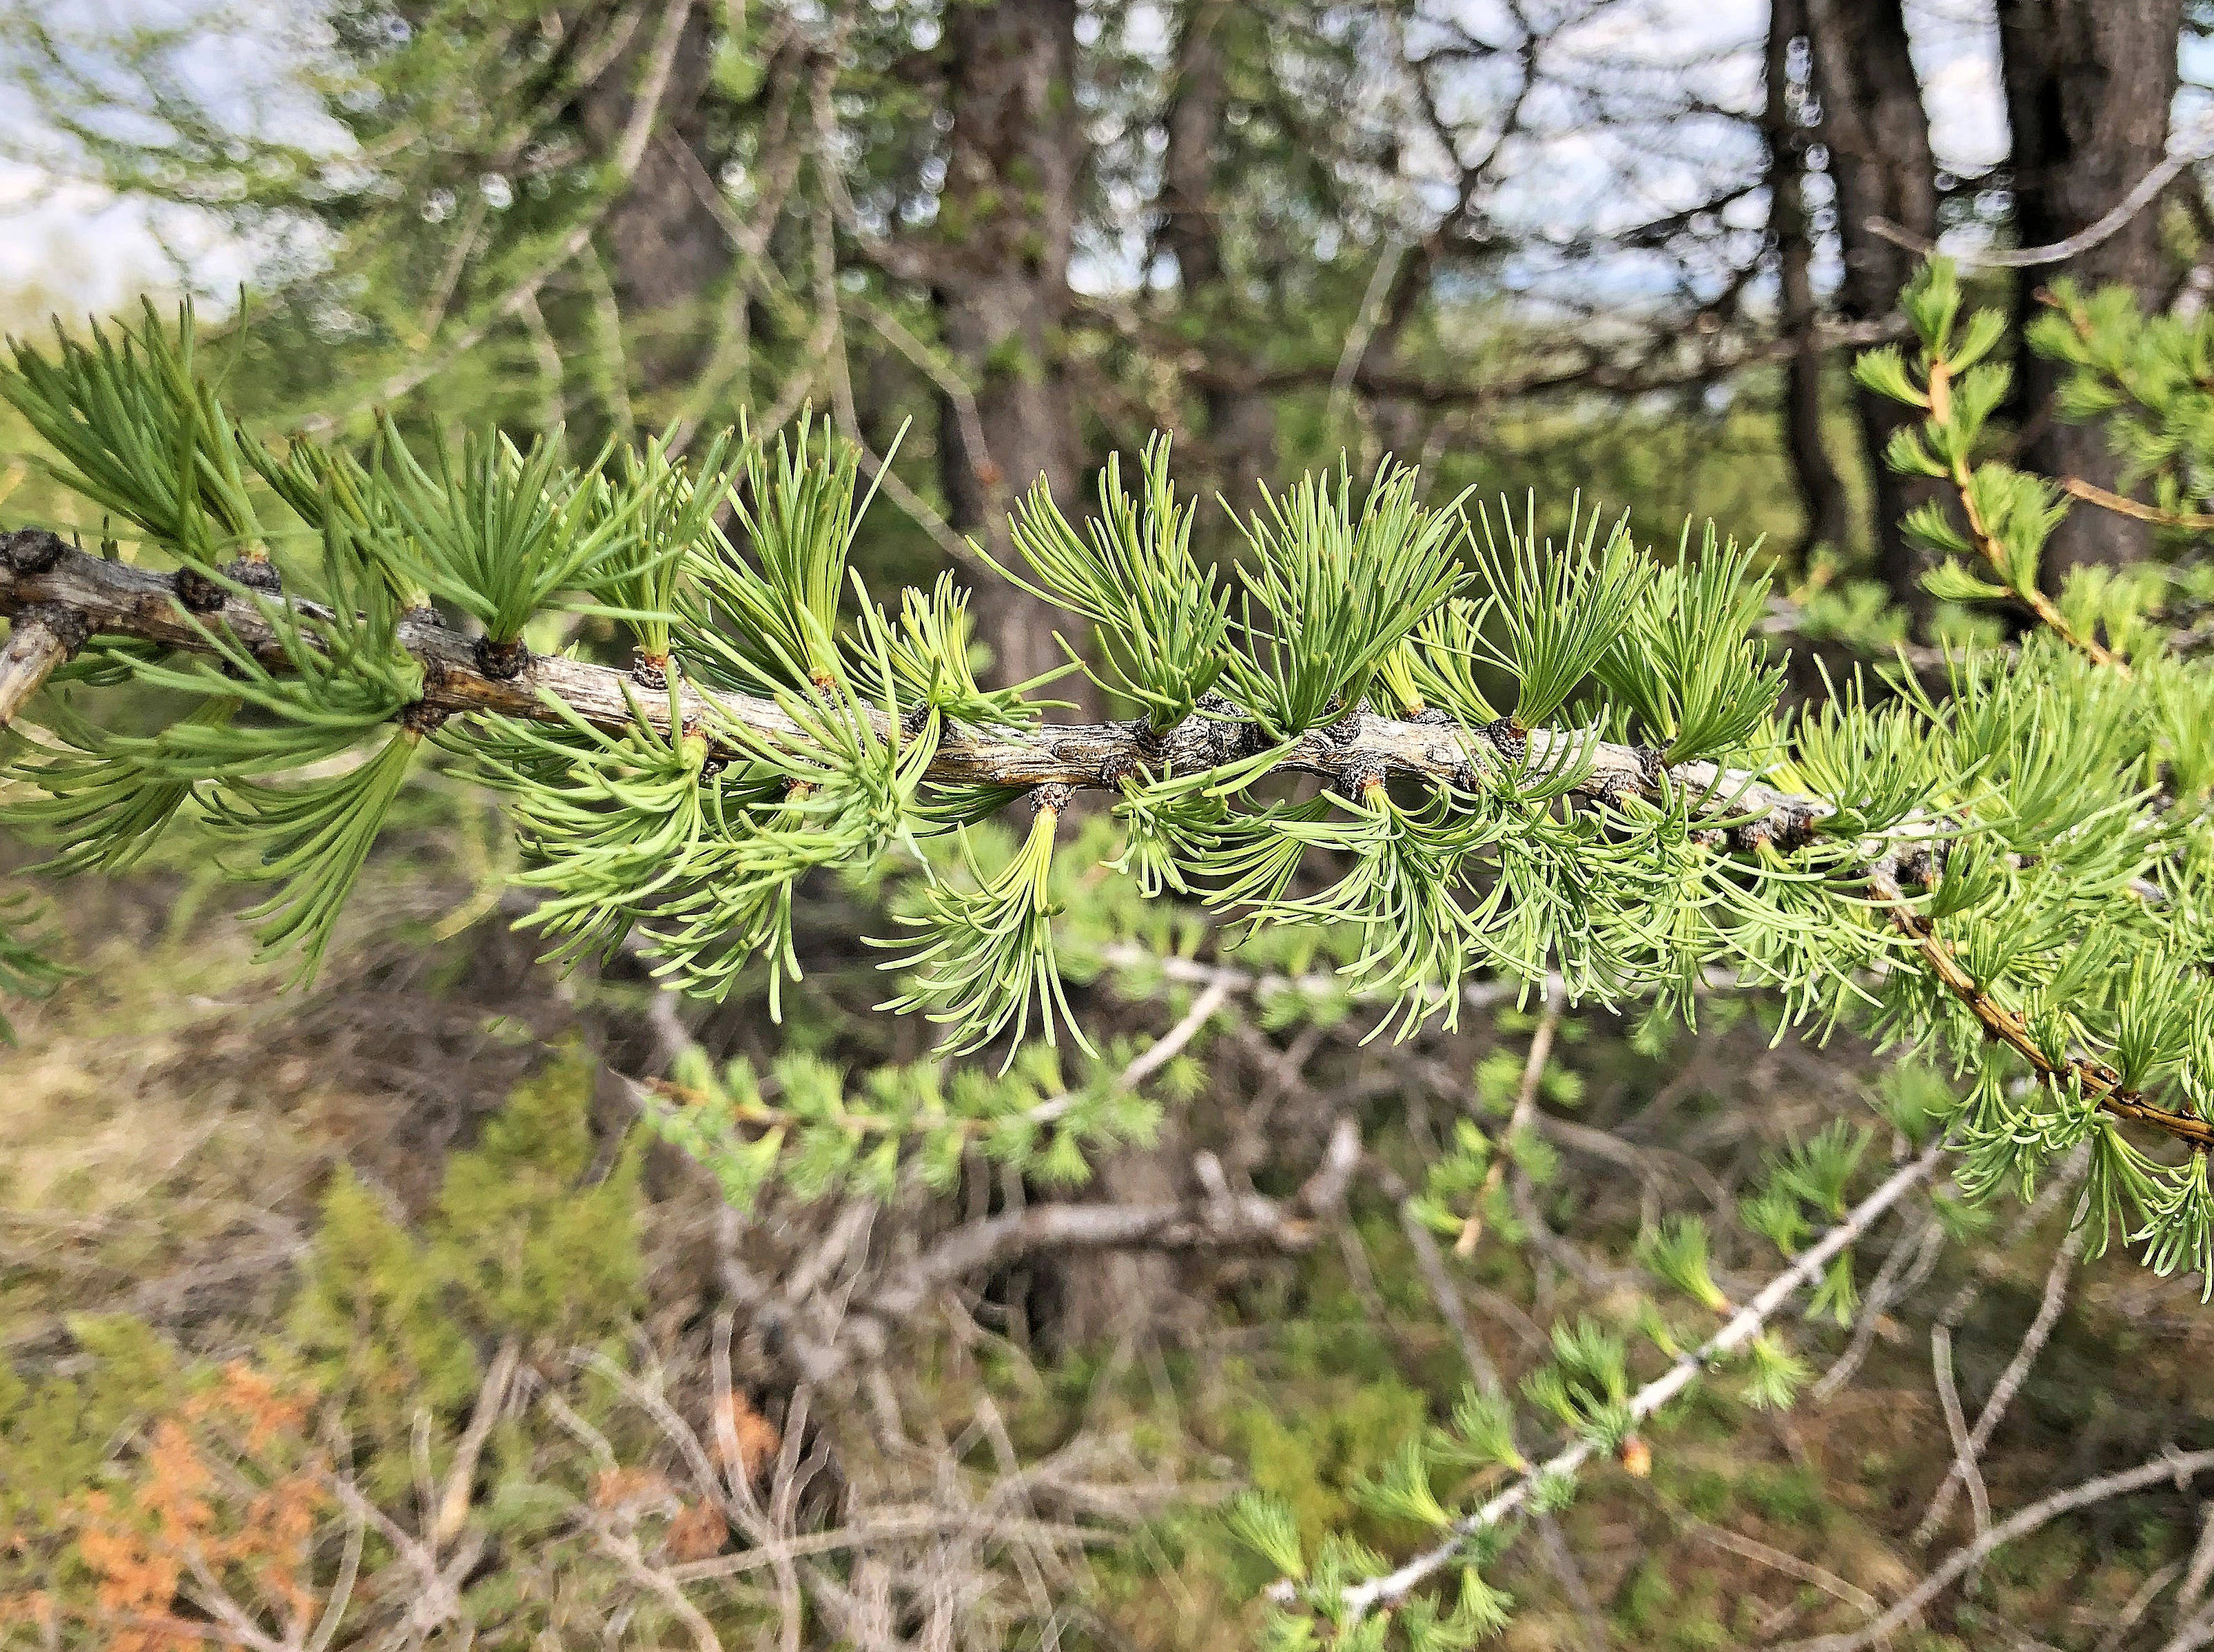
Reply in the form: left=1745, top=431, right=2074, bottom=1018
left=1872, top=865, right=2211, bottom=1150
left=1914, top=1224, right=2084, bottom=1544
left=0, top=535, right=1822, bottom=829
left=2176, top=1504, right=2214, bottom=1623
left=432, top=1335, right=521, bottom=1544
left=2061, top=475, right=2214, bottom=533
left=1776, top=1445, right=2214, bottom=1652
left=1455, top=1000, right=1561, bottom=1255
left=1923, top=373, right=2126, bottom=672
left=1331, top=1136, right=1948, bottom=1620
left=1927, top=1323, right=1993, bottom=1546
left=1865, top=118, right=2214, bottom=271
left=0, top=602, right=84, bottom=727
left=2095, top=1557, right=2182, bottom=1652
left=1812, top=1208, right=1945, bottom=1403
left=1641, top=1483, right=1881, bottom=1618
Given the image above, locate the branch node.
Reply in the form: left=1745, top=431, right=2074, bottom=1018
left=398, top=699, right=449, bottom=736
left=17, top=599, right=90, bottom=657
left=1, top=527, right=68, bottom=575
left=172, top=564, right=228, bottom=612
left=1486, top=716, right=1528, bottom=765
left=476, top=634, right=530, bottom=681
left=1100, top=746, right=1142, bottom=788
left=1033, top=781, right=1075, bottom=818
left=630, top=648, right=670, bottom=691
left=1728, top=816, right=1774, bottom=853
left=1324, top=699, right=1369, bottom=746
left=1342, top=758, right=1388, bottom=797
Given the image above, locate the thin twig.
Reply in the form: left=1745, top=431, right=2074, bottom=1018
left=1455, top=1000, right=1561, bottom=1255
left=1865, top=118, right=2214, bottom=271
left=1331, top=1136, right=1949, bottom=1620
left=2062, top=475, right=2214, bottom=533
left=1776, top=1445, right=2214, bottom=1652
left=1927, top=1323, right=1993, bottom=1545
left=1914, top=1224, right=2084, bottom=1545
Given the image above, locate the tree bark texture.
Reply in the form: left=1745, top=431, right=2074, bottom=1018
left=930, top=0, right=1093, bottom=696
left=571, top=0, right=730, bottom=393
left=1806, top=0, right=1940, bottom=608
left=1998, top=0, right=2182, bottom=577
left=1767, top=0, right=1853, bottom=559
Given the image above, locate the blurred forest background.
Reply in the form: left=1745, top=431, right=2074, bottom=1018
left=7, top=1, right=2214, bottom=1647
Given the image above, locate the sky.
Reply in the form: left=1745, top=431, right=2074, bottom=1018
left=0, top=0, right=2182, bottom=325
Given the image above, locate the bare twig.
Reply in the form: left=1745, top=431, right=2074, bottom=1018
left=1866, top=118, right=2214, bottom=271
left=1455, top=1000, right=1561, bottom=1255
left=1914, top=1225, right=2084, bottom=1544
left=1777, top=1445, right=2214, bottom=1652
left=1331, top=1136, right=1949, bottom=1620
left=1927, top=1323, right=1993, bottom=1545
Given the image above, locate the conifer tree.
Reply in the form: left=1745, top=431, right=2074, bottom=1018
left=9, top=260, right=2214, bottom=1644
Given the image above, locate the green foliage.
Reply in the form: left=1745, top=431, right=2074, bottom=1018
left=2031, top=278, right=2214, bottom=520
left=1218, top=460, right=1465, bottom=739
left=684, top=411, right=879, bottom=694
left=636, top=1037, right=1157, bottom=1210
left=998, top=435, right=1231, bottom=729
left=584, top=428, right=741, bottom=661
left=0, top=889, right=63, bottom=1041
left=1637, top=1216, right=1728, bottom=1314
left=373, top=417, right=642, bottom=646
left=1741, top=1334, right=1810, bottom=1410
left=431, top=1046, right=646, bottom=1337
left=13, top=265, right=2214, bottom=1334
left=1521, top=1318, right=1634, bottom=1450
left=1, top=299, right=260, bottom=568
left=289, top=1048, right=640, bottom=1498
left=1227, top=1489, right=1309, bottom=1580
left=879, top=803, right=1091, bottom=1066
left=1435, top=1387, right=1526, bottom=1474
left=1595, top=523, right=1783, bottom=764
left=1461, top=495, right=1647, bottom=727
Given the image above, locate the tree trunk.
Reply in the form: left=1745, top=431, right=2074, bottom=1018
left=928, top=0, right=1179, bottom=1349
left=1805, top=0, right=1940, bottom=609
left=1157, top=0, right=1278, bottom=505
left=930, top=0, right=1091, bottom=696
left=1767, top=0, right=1852, bottom=559
left=571, top=0, right=728, bottom=397
left=1998, top=0, right=2180, bottom=579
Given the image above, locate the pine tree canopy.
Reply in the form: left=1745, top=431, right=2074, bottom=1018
left=6, top=260, right=2214, bottom=1322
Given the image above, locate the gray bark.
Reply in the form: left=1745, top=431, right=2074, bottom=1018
left=1998, top=0, right=2182, bottom=577
left=1767, top=0, right=1852, bottom=559
left=1806, top=0, right=1940, bottom=608
left=930, top=0, right=1091, bottom=696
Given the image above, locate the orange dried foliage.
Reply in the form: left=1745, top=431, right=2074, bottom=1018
left=662, top=1500, right=729, bottom=1562
left=591, top=1465, right=676, bottom=1513
left=714, top=1393, right=781, bottom=1485
left=66, top=1364, right=331, bottom=1651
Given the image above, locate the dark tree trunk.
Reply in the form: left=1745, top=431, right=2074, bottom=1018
left=930, top=0, right=1091, bottom=696
left=930, top=0, right=1178, bottom=1349
left=1766, top=0, right=1852, bottom=559
left=1805, top=0, right=1940, bottom=609
left=1998, top=0, right=2180, bottom=578
left=571, top=1, right=728, bottom=395
left=1157, top=0, right=1277, bottom=505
